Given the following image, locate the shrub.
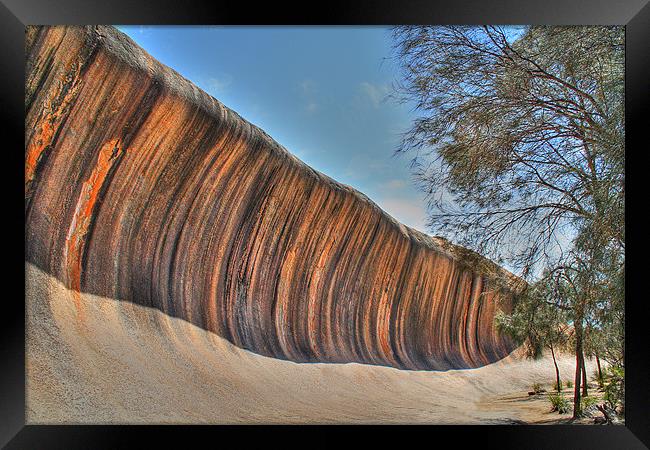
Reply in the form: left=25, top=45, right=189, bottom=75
left=548, top=392, right=570, bottom=414
left=602, top=366, right=625, bottom=413
left=566, top=380, right=573, bottom=388
left=581, top=396, right=598, bottom=410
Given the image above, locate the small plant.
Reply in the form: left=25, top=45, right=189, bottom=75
left=548, top=392, right=570, bottom=414
left=602, top=365, right=625, bottom=413
left=532, top=382, right=545, bottom=394
left=581, top=396, right=598, bottom=410
left=566, top=380, right=573, bottom=388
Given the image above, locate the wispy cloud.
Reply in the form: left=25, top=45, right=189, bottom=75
left=359, top=81, right=390, bottom=109
left=300, top=79, right=317, bottom=95
left=342, top=155, right=391, bottom=181
left=380, top=179, right=407, bottom=190
left=379, top=197, right=428, bottom=233
left=305, top=101, right=319, bottom=113
left=299, top=79, right=320, bottom=114
left=205, top=74, right=233, bottom=93
left=136, top=26, right=152, bottom=37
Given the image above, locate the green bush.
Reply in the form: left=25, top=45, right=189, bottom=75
left=548, top=392, right=570, bottom=414
left=565, top=380, right=573, bottom=388
left=581, top=396, right=598, bottom=410
left=602, top=365, right=625, bottom=412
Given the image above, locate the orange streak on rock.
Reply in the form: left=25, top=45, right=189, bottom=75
left=25, top=65, right=83, bottom=193
left=64, top=139, right=123, bottom=295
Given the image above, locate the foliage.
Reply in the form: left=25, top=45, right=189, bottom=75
left=602, top=365, right=625, bottom=413
left=581, top=395, right=598, bottom=411
left=548, top=392, right=571, bottom=414
left=566, top=380, right=573, bottom=389
left=495, top=273, right=569, bottom=358
left=391, top=25, right=624, bottom=276
left=495, top=268, right=570, bottom=395
left=532, top=382, right=545, bottom=395
left=392, top=25, right=625, bottom=420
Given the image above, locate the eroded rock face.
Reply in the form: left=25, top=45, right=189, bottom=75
left=25, top=25, right=519, bottom=370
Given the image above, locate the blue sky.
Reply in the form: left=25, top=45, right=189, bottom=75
left=117, top=26, right=429, bottom=233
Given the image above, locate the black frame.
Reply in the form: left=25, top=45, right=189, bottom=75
left=2, top=0, right=648, bottom=448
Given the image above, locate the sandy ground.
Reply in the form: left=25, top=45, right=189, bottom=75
left=26, top=262, right=598, bottom=424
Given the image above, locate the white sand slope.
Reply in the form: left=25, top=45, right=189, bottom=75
left=26, top=262, right=595, bottom=424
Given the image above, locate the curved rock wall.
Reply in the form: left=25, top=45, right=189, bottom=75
left=25, top=25, right=518, bottom=370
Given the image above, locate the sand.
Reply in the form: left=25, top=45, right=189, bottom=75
left=26, top=262, right=597, bottom=424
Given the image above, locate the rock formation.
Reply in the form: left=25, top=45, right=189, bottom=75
left=25, top=25, right=519, bottom=371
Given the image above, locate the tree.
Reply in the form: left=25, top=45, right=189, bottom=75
left=391, top=26, right=624, bottom=277
left=495, top=275, right=569, bottom=393
left=392, top=26, right=625, bottom=419
left=573, top=220, right=625, bottom=415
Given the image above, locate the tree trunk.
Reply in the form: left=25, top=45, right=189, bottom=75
left=573, top=323, right=583, bottom=418
left=596, top=354, right=603, bottom=382
left=550, top=344, right=561, bottom=393
left=581, top=353, right=588, bottom=397
left=596, top=404, right=612, bottom=424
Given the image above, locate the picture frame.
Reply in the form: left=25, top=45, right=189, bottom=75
left=2, top=0, right=647, bottom=447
